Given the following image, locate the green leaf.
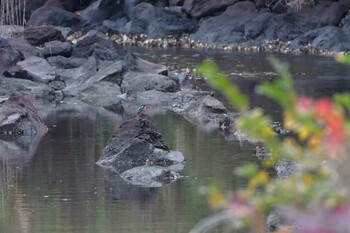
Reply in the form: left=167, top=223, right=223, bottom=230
left=335, top=53, right=350, bottom=64
left=333, top=93, right=350, bottom=113
left=235, top=163, right=258, bottom=178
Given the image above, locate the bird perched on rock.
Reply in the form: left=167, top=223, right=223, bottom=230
left=137, top=104, right=147, bottom=115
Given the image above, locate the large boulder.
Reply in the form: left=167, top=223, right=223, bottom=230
left=148, top=9, right=198, bottom=38
left=190, top=1, right=257, bottom=46
left=186, top=0, right=240, bottom=19
left=15, top=56, right=56, bottom=83
left=97, top=114, right=185, bottom=168
left=125, top=2, right=197, bottom=37
left=27, top=0, right=83, bottom=27
left=257, top=0, right=349, bottom=41
left=80, top=0, right=125, bottom=24
left=289, top=26, right=350, bottom=52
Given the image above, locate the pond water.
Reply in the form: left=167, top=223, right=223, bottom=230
left=1, top=48, right=350, bottom=233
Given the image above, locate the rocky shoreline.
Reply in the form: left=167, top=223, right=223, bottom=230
left=2, top=0, right=349, bottom=55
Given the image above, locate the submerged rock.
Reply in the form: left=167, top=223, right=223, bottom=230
left=97, top=114, right=185, bottom=185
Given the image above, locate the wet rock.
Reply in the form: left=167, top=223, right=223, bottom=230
left=24, top=25, right=65, bottom=46
left=120, top=163, right=184, bottom=187
left=16, top=56, right=56, bottom=83
left=46, top=55, right=87, bottom=69
left=122, top=71, right=180, bottom=93
left=190, top=1, right=257, bottom=46
left=43, top=41, right=73, bottom=58
left=27, top=0, right=83, bottom=28
left=97, top=114, right=185, bottom=168
left=0, top=92, right=47, bottom=137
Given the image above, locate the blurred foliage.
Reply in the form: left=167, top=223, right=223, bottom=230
left=192, top=55, right=350, bottom=233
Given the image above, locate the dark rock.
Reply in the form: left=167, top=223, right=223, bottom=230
left=189, top=0, right=240, bottom=19
left=24, top=25, right=65, bottom=46
left=71, top=36, right=133, bottom=63
left=289, top=26, right=350, bottom=52
left=60, top=0, right=93, bottom=12
left=260, top=0, right=349, bottom=41
left=46, top=55, right=87, bottom=69
left=190, top=1, right=257, bottom=45
left=126, top=2, right=197, bottom=37
left=43, top=41, right=73, bottom=58
left=148, top=9, right=198, bottom=38
left=27, top=0, right=83, bottom=28
left=80, top=0, right=125, bottom=24
left=269, top=1, right=287, bottom=14
left=97, top=114, right=185, bottom=168
left=0, top=38, right=10, bottom=47
left=244, top=11, right=273, bottom=39
left=100, top=18, right=129, bottom=34
left=0, top=92, right=47, bottom=137
left=7, top=38, right=42, bottom=58
left=122, top=71, right=180, bottom=93
left=126, top=2, right=158, bottom=34
left=16, top=56, right=56, bottom=83
left=0, top=47, right=24, bottom=75
left=169, top=0, right=184, bottom=6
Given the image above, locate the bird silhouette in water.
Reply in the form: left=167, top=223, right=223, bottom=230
left=137, top=104, right=147, bottom=115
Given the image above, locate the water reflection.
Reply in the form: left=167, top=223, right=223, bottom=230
left=1, top=48, right=348, bottom=232
left=0, top=107, right=254, bottom=233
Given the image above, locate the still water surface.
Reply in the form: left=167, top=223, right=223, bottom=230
left=1, top=48, right=350, bottom=233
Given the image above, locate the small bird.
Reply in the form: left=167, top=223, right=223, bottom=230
left=137, top=104, right=147, bottom=115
